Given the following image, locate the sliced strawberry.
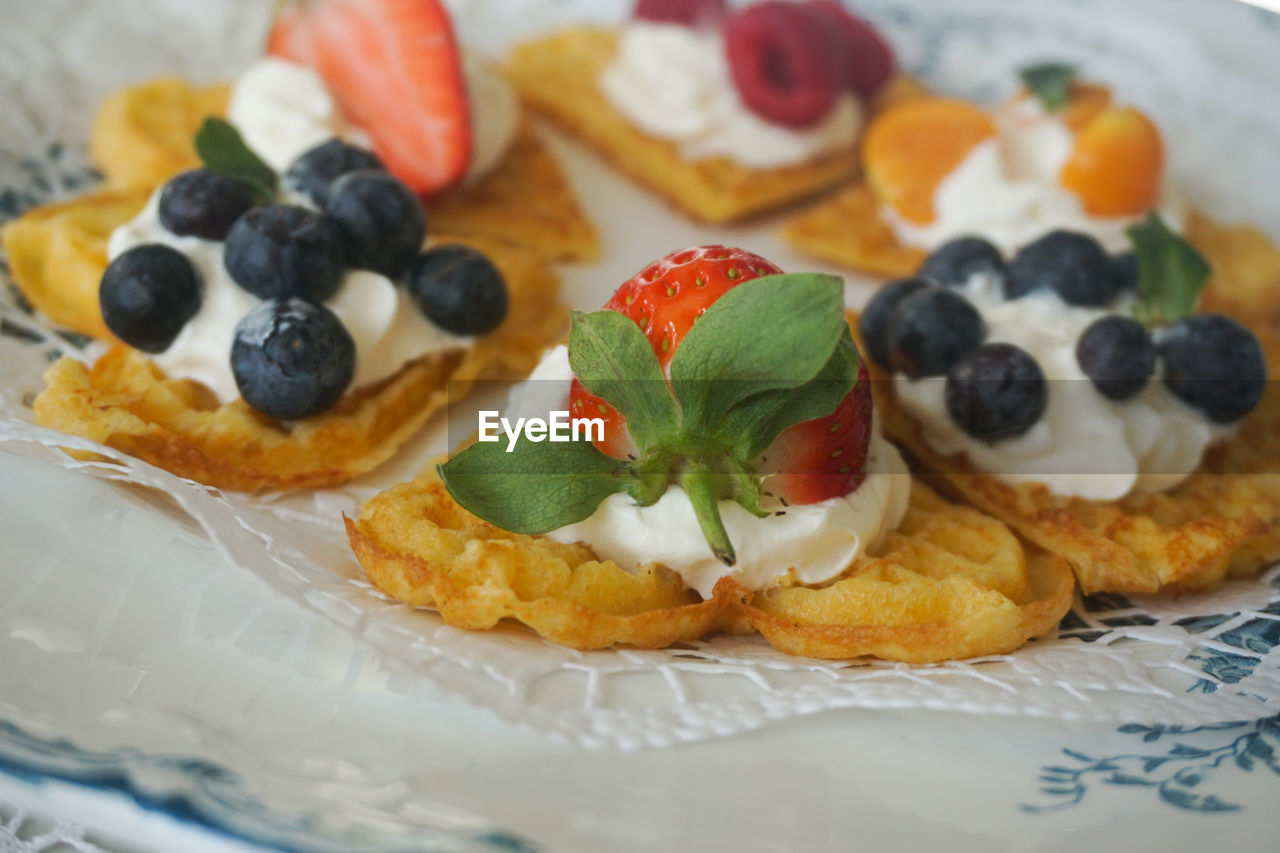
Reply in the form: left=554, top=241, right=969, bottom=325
left=804, top=0, right=895, bottom=99
left=634, top=0, right=727, bottom=26
left=569, top=245, right=873, bottom=506
left=265, top=2, right=313, bottom=66
left=267, top=0, right=471, bottom=196
left=758, top=361, right=872, bottom=504
left=723, top=2, right=842, bottom=128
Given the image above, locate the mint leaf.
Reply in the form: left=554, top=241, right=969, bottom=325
left=668, top=273, right=846, bottom=436
left=438, top=438, right=635, bottom=534
left=568, top=309, right=678, bottom=452
left=194, top=117, right=277, bottom=202
left=1021, top=62, right=1076, bottom=112
left=1127, top=213, right=1211, bottom=327
left=717, top=328, right=860, bottom=461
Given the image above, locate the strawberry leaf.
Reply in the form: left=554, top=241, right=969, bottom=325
left=1128, top=213, right=1211, bottom=327
left=438, top=438, right=637, bottom=534
left=1021, top=62, right=1076, bottom=112
left=669, top=274, right=846, bottom=437
left=194, top=117, right=278, bottom=203
left=568, top=309, right=678, bottom=452
left=717, top=328, right=860, bottom=461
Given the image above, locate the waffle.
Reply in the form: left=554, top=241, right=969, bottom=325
left=505, top=27, right=928, bottom=224
left=852, top=311, right=1280, bottom=595
left=347, top=466, right=1073, bottom=660
left=91, top=77, right=232, bottom=192
left=1, top=188, right=149, bottom=339
left=32, top=233, right=565, bottom=491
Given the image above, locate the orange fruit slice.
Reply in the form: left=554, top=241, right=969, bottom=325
left=863, top=98, right=996, bottom=226
left=1060, top=106, right=1163, bottom=217
left=1060, top=83, right=1113, bottom=130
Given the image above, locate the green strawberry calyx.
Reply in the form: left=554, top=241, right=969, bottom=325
left=438, top=273, right=861, bottom=566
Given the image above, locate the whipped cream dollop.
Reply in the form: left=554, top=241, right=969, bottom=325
left=599, top=22, right=864, bottom=169
left=229, top=56, right=518, bottom=185
left=885, top=99, right=1182, bottom=255
left=107, top=191, right=469, bottom=405
left=893, top=274, right=1233, bottom=501
left=506, top=346, right=912, bottom=598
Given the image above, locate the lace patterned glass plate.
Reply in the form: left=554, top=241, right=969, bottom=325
left=2, top=0, right=1280, bottom=846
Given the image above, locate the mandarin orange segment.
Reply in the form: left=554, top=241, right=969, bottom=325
left=1060, top=83, right=1113, bottom=130
left=863, top=98, right=996, bottom=226
left=1060, top=106, right=1164, bottom=217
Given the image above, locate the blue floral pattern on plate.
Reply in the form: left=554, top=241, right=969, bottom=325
left=1024, top=714, right=1280, bottom=813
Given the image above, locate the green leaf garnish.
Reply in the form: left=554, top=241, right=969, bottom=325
left=716, top=327, right=861, bottom=462
left=1021, top=62, right=1077, bottom=112
left=1127, top=212, right=1211, bottom=327
left=568, top=309, right=678, bottom=452
left=193, top=117, right=278, bottom=203
left=437, top=439, right=641, bottom=534
left=438, top=272, right=855, bottom=567
left=668, top=273, right=846, bottom=436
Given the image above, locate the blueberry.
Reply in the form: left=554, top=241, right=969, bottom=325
left=158, top=168, right=256, bottom=240
left=917, top=236, right=1005, bottom=287
left=858, top=276, right=931, bottom=368
left=285, top=138, right=385, bottom=206
left=224, top=204, right=345, bottom=302
left=1004, top=230, right=1115, bottom=305
left=324, top=170, right=425, bottom=279
left=230, top=298, right=355, bottom=420
left=1110, top=251, right=1139, bottom=293
left=99, top=244, right=201, bottom=353
left=1157, top=313, right=1266, bottom=423
left=406, top=245, right=508, bottom=335
left=885, top=287, right=985, bottom=378
left=1075, top=315, right=1155, bottom=400
left=945, top=343, right=1048, bottom=442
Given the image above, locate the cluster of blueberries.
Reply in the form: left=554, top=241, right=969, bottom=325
left=99, top=139, right=509, bottom=420
left=859, top=231, right=1267, bottom=442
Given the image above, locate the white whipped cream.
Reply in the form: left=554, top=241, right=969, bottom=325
left=107, top=190, right=469, bottom=405
left=893, top=274, right=1233, bottom=501
left=228, top=59, right=343, bottom=175
left=599, top=23, right=864, bottom=169
left=507, top=346, right=912, bottom=598
left=885, top=99, right=1182, bottom=255
left=228, top=56, right=517, bottom=185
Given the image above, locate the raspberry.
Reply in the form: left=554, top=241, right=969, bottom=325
left=723, top=2, right=841, bottom=128
left=803, top=0, right=895, bottom=98
left=633, top=0, right=726, bottom=26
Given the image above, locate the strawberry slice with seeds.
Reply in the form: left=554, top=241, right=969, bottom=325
left=267, top=0, right=472, bottom=196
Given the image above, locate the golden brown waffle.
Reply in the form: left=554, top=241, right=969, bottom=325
left=781, top=181, right=928, bottom=277
left=1, top=188, right=148, bottom=339
left=347, top=467, right=1073, bottom=660
left=91, top=78, right=231, bottom=192
left=505, top=27, right=928, bottom=224
left=33, top=233, right=565, bottom=491
left=852, top=311, right=1280, bottom=595
left=425, top=120, right=599, bottom=262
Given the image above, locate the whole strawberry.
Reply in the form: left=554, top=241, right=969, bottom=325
left=570, top=245, right=871, bottom=505
left=441, top=245, right=871, bottom=565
